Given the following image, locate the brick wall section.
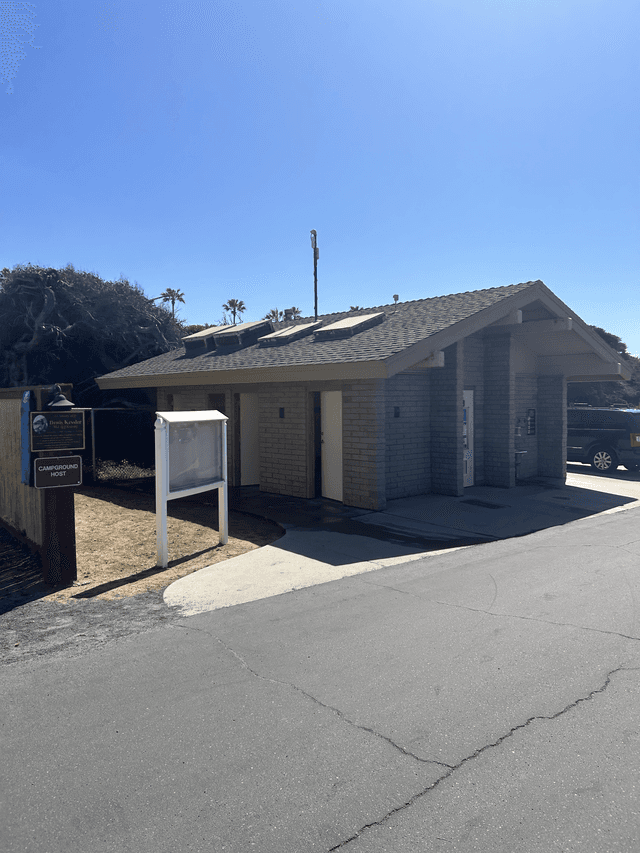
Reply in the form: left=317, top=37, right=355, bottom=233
left=462, top=333, right=484, bottom=485
left=430, top=342, right=464, bottom=496
left=385, top=372, right=430, bottom=499
left=259, top=385, right=310, bottom=498
left=514, top=374, right=538, bottom=480
left=537, top=374, right=567, bottom=482
left=343, top=379, right=386, bottom=510
left=483, top=334, right=515, bottom=487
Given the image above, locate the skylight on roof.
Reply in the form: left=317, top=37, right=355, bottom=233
left=258, top=321, right=322, bottom=347
left=314, top=312, right=384, bottom=341
left=183, top=320, right=273, bottom=356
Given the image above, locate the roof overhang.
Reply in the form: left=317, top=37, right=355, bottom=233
left=96, top=359, right=391, bottom=390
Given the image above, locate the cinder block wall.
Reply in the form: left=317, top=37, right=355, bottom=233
left=430, top=342, right=464, bottom=496
left=537, top=374, right=567, bottom=482
left=514, top=374, right=538, bottom=479
left=259, top=385, right=310, bottom=497
left=385, top=372, right=430, bottom=499
left=343, top=379, right=386, bottom=509
left=483, top=334, right=515, bottom=487
left=462, top=333, right=485, bottom=485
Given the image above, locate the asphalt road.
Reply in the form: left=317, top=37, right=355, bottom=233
left=2, top=476, right=640, bottom=852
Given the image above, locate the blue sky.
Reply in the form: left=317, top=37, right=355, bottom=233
left=2, top=0, right=639, bottom=353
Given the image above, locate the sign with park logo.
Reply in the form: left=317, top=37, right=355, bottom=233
left=34, top=456, right=83, bottom=489
left=30, top=411, right=85, bottom=452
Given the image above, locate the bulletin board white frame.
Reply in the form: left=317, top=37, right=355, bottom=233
left=154, top=410, right=228, bottom=568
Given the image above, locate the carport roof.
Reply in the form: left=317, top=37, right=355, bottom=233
left=96, top=280, right=629, bottom=388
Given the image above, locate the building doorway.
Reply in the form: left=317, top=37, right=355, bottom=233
left=320, top=390, right=343, bottom=501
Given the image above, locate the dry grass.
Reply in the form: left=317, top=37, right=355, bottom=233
left=3, top=485, right=283, bottom=603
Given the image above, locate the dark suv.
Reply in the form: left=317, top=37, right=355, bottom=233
left=567, top=405, right=640, bottom=472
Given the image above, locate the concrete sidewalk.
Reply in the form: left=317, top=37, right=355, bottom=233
left=164, top=471, right=640, bottom=616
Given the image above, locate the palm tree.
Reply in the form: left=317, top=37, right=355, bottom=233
left=222, top=298, right=246, bottom=325
left=160, top=288, right=186, bottom=318
left=265, top=306, right=302, bottom=322
left=264, top=308, right=283, bottom=322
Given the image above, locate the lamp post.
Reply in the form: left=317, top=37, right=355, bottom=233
left=310, top=230, right=319, bottom=321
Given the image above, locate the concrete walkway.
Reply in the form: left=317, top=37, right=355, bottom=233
left=164, top=470, right=640, bottom=615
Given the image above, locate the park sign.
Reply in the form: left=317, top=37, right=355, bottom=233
left=34, top=456, right=83, bottom=489
left=30, top=410, right=85, bottom=452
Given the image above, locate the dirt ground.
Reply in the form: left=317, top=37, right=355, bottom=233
left=1, top=484, right=283, bottom=605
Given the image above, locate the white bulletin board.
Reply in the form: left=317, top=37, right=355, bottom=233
left=155, top=410, right=228, bottom=568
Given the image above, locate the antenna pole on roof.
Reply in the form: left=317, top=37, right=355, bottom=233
left=310, top=230, right=319, bottom=320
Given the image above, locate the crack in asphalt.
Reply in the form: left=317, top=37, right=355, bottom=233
left=358, top=579, right=640, bottom=642
left=174, top=624, right=635, bottom=852
left=203, top=627, right=454, bottom=771
left=327, top=665, right=630, bottom=850
left=434, top=600, right=640, bottom=642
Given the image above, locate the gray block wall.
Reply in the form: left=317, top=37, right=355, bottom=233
left=483, top=334, right=515, bottom=487
left=430, top=342, right=464, bottom=496
left=259, top=385, right=310, bottom=498
left=343, top=380, right=386, bottom=510
left=537, top=374, right=567, bottom=482
left=385, top=372, right=430, bottom=500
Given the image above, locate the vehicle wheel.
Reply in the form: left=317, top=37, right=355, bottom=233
left=623, top=463, right=640, bottom=472
left=590, top=448, right=618, bottom=472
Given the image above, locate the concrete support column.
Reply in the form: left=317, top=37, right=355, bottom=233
left=537, top=374, right=567, bottom=484
left=430, top=342, right=464, bottom=496
left=483, top=334, right=515, bottom=488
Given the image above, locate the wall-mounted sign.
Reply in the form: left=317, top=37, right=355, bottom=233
left=30, top=411, right=85, bottom=452
left=34, top=456, right=83, bottom=489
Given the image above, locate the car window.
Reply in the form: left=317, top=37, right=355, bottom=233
left=568, top=409, right=640, bottom=430
left=627, top=413, right=640, bottom=431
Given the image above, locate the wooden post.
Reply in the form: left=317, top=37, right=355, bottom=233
left=42, top=486, right=77, bottom=585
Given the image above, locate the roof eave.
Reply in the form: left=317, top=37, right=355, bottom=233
left=96, top=359, right=390, bottom=389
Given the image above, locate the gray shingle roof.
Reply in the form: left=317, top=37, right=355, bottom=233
left=98, top=281, right=538, bottom=381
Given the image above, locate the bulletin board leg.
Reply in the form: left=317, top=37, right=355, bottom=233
left=219, top=484, right=228, bottom=545
left=157, top=496, right=168, bottom=568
